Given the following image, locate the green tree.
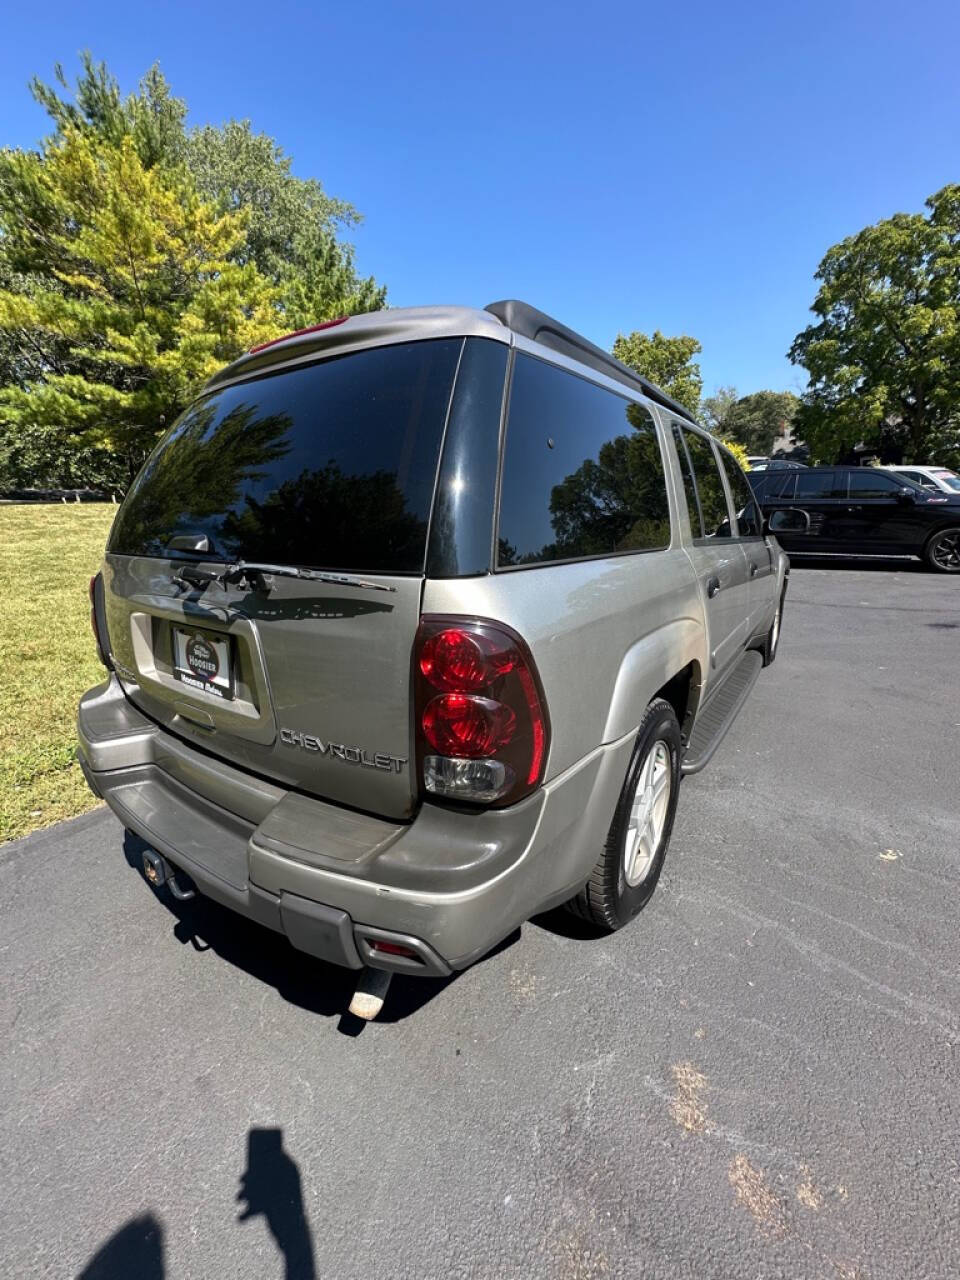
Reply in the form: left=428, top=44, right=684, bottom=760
left=280, top=226, right=387, bottom=329
left=723, top=390, right=798, bottom=455
left=700, top=385, right=738, bottom=434
left=0, top=128, right=280, bottom=485
left=186, top=123, right=385, bottom=323
left=0, top=55, right=387, bottom=490
left=789, top=184, right=960, bottom=464
left=28, top=58, right=383, bottom=311
left=613, top=330, right=703, bottom=415
left=29, top=54, right=188, bottom=171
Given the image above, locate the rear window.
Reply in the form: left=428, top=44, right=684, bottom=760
left=109, top=339, right=463, bottom=573
left=497, top=355, right=671, bottom=567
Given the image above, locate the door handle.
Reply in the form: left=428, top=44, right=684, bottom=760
left=845, top=505, right=862, bottom=512
left=749, top=562, right=758, bottom=577
left=706, top=576, right=721, bottom=598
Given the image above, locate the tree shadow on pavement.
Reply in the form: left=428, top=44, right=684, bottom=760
left=78, top=1212, right=165, bottom=1279
left=121, top=830, right=468, bottom=1030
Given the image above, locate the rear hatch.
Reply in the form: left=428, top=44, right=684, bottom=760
left=103, top=337, right=465, bottom=820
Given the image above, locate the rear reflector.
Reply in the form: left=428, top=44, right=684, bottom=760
left=89, top=573, right=111, bottom=669
left=249, top=315, right=348, bottom=354
left=368, top=939, right=419, bottom=959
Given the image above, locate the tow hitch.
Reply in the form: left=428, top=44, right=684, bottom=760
left=142, top=849, right=195, bottom=901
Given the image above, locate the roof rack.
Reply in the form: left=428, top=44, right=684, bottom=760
left=485, top=300, right=698, bottom=425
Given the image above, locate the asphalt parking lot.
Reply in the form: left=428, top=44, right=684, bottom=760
left=3, top=557, right=959, bottom=1279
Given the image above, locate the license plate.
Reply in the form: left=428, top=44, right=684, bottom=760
left=173, top=627, right=233, bottom=700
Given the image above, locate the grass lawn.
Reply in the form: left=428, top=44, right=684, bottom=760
left=0, top=503, right=116, bottom=842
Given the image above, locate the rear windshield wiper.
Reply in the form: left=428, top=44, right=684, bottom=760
left=173, top=560, right=396, bottom=594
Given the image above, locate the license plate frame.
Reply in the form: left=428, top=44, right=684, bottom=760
left=172, top=626, right=234, bottom=700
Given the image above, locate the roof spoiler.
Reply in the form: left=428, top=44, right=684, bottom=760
left=485, top=300, right=698, bottom=425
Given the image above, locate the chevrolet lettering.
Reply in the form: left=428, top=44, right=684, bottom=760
left=279, top=728, right=407, bottom=773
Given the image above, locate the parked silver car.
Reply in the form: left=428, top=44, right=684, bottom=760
left=78, top=302, right=788, bottom=1011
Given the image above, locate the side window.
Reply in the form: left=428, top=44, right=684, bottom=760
left=497, top=355, right=672, bottom=567
left=671, top=421, right=703, bottom=538
left=899, top=470, right=927, bottom=486
left=681, top=428, right=734, bottom=540
left=847, top=470, right=901, bottom=498
left=795, top=470, right=842, bottom=499
left=762, top=472, right=797, bottom=501
left=717, top=450, right=762, bottom=537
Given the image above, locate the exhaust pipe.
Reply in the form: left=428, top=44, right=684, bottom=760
left=142, top=849, right=195, bottom=900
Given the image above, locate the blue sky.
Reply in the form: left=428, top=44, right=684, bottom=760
left=2, top=0, right=958, bottom=397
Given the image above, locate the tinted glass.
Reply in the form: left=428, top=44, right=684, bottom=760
left=497, top=355, right=671, bottom=566
left=760, top=471, right=797, bottom=501
left=795, top=470, right=842, bottom=499
left=847, top=470, right=903, bottom=497
left=109, top=339, right=462, bottom=573
left=682, top=429, right=734, bottom=539
left=718, top=451, right=762, bottom=536
left=671, top=422, right=703, bottom=537
left=427, top=339, right=508, bottom=577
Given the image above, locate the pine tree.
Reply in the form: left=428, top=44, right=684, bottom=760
left=0, top=56, right=387, bottom=490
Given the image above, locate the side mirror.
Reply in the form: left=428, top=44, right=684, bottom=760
left=769, top=508, right=810, bottom=533
left=896, top=488, right=916, bottom=503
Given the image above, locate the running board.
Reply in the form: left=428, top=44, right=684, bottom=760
left=681, top=650, right=763, bottom=775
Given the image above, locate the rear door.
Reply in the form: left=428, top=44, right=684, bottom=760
left=761, top=470, right=845, bottom=549
left=103, top=337, right=472, bottom=820
left=715, top=447, right=774, bottom=634
left=837, top=469, right=931, bottom=552
left=674, top=424, right=751, bottom=682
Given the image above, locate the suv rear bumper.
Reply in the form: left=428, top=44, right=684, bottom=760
left=78, top=676, right=633, bottom=974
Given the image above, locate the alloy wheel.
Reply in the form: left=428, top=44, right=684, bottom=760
left=623, top=740, right=672, bottom=886
left=931, top=530, right=960, bottom=571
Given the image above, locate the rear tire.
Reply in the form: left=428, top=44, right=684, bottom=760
left=924, top=526, right=960, bottom=573
left=565, top=698, right=682, bottom=931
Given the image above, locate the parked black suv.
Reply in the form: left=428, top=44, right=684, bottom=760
left=751, top=467, right=960, bottom=572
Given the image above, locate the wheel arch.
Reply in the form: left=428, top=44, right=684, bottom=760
left=923, top=521, right=960, bottom=570
left=923, top=519, right=960, bottom=546
left=601, top=619, right=705, bottom=747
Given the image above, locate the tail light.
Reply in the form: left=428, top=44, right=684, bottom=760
left=89, top=573, right=112, bottom=668
left=414, top=616, right=549, bottom=806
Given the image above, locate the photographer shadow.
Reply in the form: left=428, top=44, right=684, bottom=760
left=77, top=1128, right=318, bottom=1279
